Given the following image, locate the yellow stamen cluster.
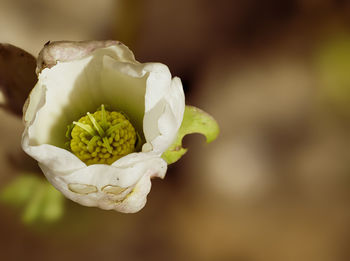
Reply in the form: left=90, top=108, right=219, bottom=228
left=69, top=105, right=137, bottom=165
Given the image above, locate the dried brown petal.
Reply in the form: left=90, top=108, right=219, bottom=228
left=36, top=40, right=122, bottom=74
left=0, top=44, right=37, bottom=116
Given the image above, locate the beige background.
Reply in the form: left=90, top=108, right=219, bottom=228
left=1, top=0, right=350, bottom=260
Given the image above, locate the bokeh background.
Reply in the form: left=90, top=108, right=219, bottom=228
left=1, top=0, right=350, bottom=260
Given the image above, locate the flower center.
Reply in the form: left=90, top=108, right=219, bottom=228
left=67, top=105, right=137, bottom=165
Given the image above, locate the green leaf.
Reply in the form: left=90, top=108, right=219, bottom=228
left=0, top=174, right=65, bottom=224
left=0, top=174, right=39, bottom=206
left=162, top=105, right=219, bottom=164
left=22, top=182, right=47, bottom=224
left=41, top=183, right=64, bottom=222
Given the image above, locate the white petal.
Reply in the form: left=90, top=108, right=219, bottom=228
left=143, top=63, right=172, bottom=112
left=22, top=138, right=86, bottom=173
left=22, top=79, right=86, bottom=173
left=25, top=47, right=147, bottom=148
left=165, top=77, right=186, bottom=129
left=113, top=173, right=153, bottom=213
left=100, top=56, right=148, bottom=134
left=143, top=76, right=185, bottom=153
left=39, top=154, right=167, bottom=212
left=36, top=41, right=136, bottom=73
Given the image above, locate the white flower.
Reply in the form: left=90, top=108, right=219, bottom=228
left=22, top=41, right=185, bottom=213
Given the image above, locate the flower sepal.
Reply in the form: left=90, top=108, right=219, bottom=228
left=162, top=105, right=219, bottom=164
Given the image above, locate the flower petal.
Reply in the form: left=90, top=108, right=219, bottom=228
left=143, top=76, right=185, bottom=153
left=39, top=153, right=167, bottom=212
left=0, top=43, right=37, bottom=116
left=36, top=40, right=136, bottom=74
left=25, top=45, right=146, bottom=148
left=113, top=173, right=153, bottom=213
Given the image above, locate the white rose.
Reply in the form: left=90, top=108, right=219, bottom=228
left=22, top=40, right=185, bottom=213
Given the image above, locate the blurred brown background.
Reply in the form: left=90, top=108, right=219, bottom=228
left=1, top=0, right=350, bottom=260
